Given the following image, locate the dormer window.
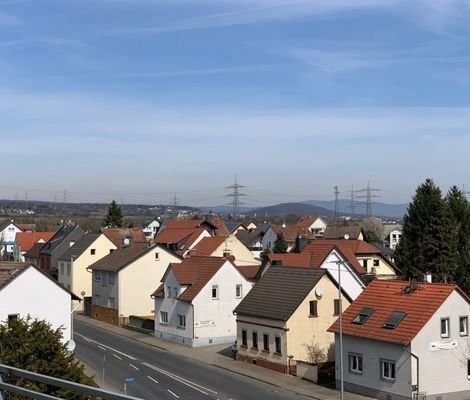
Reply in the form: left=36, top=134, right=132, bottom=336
left=383, top=311, right=406, bottom=329
left=352, top=307, right=375, bottom=325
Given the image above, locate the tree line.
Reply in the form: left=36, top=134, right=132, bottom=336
left=395, top=178, right=470, bottom=293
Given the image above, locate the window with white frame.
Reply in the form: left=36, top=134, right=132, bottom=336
left=467, top=359, right=470, bottom=379
left=66, top=264, right=71, bottom=277
left=242, top=329, right=247, bottom=346
left=107, top=297, right=115, bottom=309
left=160, top=311, right=168, bottom=324
left=94, top=271, right=101, bottom=282
left=236, top=284, right=242, bottom=298
left=263, top=333, right=269, bottom=351
left=90, top=249, right=96, bottom=256
left=441, top=317, right=450, bottom=338
left=178, top=314, right=186, bottom=328
left=211, top=285, right=218, bottom=299
left=349, top=353, right=363, bottom=374
left=460, top=316, right=468, bottom=336
left=173, top=287, right=178, bottom=298
left=252, top=331, right=258, bottom=349
left=274, top=335, right=281, bottom=354
left=381, top=360, right=396, bottom=381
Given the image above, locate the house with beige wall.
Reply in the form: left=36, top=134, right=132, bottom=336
left=57, top=233, right=116, bottom=310
left=189, top=235, right=260, bottom=266
left=88, top=242, right=182, bottom=325
left=234, top=267, right=351, bottom=374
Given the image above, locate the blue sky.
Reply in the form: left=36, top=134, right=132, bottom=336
left=2, top=0, right=470, bottom=207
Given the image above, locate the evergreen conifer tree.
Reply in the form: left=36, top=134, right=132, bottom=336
left=273, top=233, right=288, bottom=253
left=104, top=200, right=123, bottom=228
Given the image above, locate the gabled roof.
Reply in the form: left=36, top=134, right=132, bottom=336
left=40, top=225, right=84, bottom=256
left=267, top=252, right=314, bottom=268
left=154, top=228, right=201, bottom=245
left=88, top=242, right=152, bottom=272
left=234, top=267, right=327, bottom=321
left=100, top=227, right=146, bottom=247
left=296, top=216, right=319, bottom=228
left=167, top=256, right=229, bottom=302
left=15, top=231, right=55, bottom=252
left=323, top=225, right=365, bottom=240
left=271, top=224, right=315, bottom=242
left=189, top=236, right=226, bottom=256
left=328, top=280, right=470, bottom=346
left=24, top=242, right=44, bottom=260
left=0, top=262, right=80, bottom=300
left=235, top=229, right=263, bottom=247
left=58, top=233, right=102, bottom=262
left=236, top=264, right=262, bottom=281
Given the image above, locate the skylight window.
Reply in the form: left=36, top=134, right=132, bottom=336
left=383, top=311, right=406, bottom=329
left=352, top=307, right=375, bottom=325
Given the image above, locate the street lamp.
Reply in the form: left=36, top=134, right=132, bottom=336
left=327, top=260, right=349, bottom=400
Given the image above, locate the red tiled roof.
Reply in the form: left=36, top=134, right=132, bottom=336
left=271, top=224, right=315, bottom=242
left=16, top=232, right=55, bottom=252
left=152, top=283, right=165, bottom=298
left=16, top=224, right=37, bottom=232
left=296, top=216, right=317, bottom=228
left=236, top=264, right=262, bottom=281
left=101, top=228, right=146, bottom=247
left=190, top=236, right=226, bottom=256
left=154, top=228, right=197, bottom=244
left=328, top=280, right=470, bottom=345
left=170, top=256, right=227, bottom=302
left=267, top=253, right=314, bottom=268
left=162, top=220, right=206, bottom=229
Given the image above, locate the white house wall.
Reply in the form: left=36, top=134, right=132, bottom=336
left=213, top=235, right=260, bottom=266
left=335, top=334, right=412, bottom=400
left=0, top=267, right=72, bottom=342
left=410, top=290, right=470, bottom=400
left=192, top=261, right=253, bottom=346
left=92, top=270, right=119, bottom=309
left=320, top=251, right=365, bottom=300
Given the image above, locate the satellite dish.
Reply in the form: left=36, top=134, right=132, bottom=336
left=344, top=234, right=350, bottom=240
left=315, top=287, right=324, bottom=298
left=66, top=339, right=76, bottom=353
left=80, top=291, right=86, bottom=296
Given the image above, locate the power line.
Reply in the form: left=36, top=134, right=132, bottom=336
left=334, top=186, right=339, bottom=219
left=348, top=185, right=356, bottom=219
left=226, top=175, right=246, bottom=219
left=356, top=181, right=381, bottom=218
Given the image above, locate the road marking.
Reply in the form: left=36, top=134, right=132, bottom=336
left=98, top=345, right=106, bottom=351
left=147, top=376, right=159, bottom=384
left=142, top=362, right=217, bottom=395
left=167, top=389, right=179, bottom=398
left=75, top=333, right=137, bottom=360
left=129, top=363, right=140, bottom=371
left=113, top=354, right=122, bottom=360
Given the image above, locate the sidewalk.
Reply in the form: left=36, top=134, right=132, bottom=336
left=75, top=314, right=375, bottom=400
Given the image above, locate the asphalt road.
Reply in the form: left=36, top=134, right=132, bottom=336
left=74, top=320, right=310, bottom=400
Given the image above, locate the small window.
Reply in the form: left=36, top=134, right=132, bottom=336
left=212, top=285, right=218, bottom=299
left=101, top=271, right=107, bottom=287
left=252, top=331, right=258, bottom=349
left=381, top=360, right=396, bottom=381
left=309, top=300, right=318, bottom=317
left=460, top=316, right=468, bottom=336
left=467, top=359, right=470, bottom=379
left=90, top=249, right=96, bottom=256
left=160, top=311, right=168, bottom=324
left=236, top=284, right=242, bottom=299
left=263, top=334, right=269, bottom=352
left=108, top=272, right=115, bottom=284
left=349, top=353, right=363, bottom=374
left=373, top=259, right=379, bottom=267
left=362, top=259, right=368, bottom=270
left=441, top=317, right=450, bottom=338
left=60, top=263, right=65, bottom=276
left=107, top=297, right=115, bottom=308
left=155, top=252, right=159, bottom=260
left=334, top=299, right=341, bottom=316
left=66, top=264, right=71, bottom=277
left=352, top=307, right=375, bottom=325
left=178, top=314, right=186, bottom=328
left=242, top=329, right=247, bottom=346
left=173, top=287, right=178, bottom=298
left=275, top=335, right=281, bottom=354
left=167, top=286, right=171, bottom=298
left=94, top=271, right=101, bottom=282
left=383, top=311, right=406, bottom=330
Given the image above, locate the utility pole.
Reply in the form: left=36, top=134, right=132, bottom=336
left=356, top=181, right=380, bottom=218
left=226, top=175, right=246, bottom=219
left=348, top=185, right=356, bottom=219
left=173, top=193, right=178, bottom=208
left=334, top=186, right=340, bottom=219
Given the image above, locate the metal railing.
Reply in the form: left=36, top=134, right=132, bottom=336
left=0, top=364, right=143, bottom=400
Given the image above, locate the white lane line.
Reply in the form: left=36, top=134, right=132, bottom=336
left=74, top=333, right=92, bottom=342
left=98, top=345, right=106, bottom=351
left=167, top=389, right=179, bottom=398
left=142, top=362, right=217, bottom=395
left=147, top=376, right=159, bottom=384
left=129, top=363, right=140, bottom=371
left=113, top=354, right=122, bottom=360
left=74, top=333, right=137, bottom=360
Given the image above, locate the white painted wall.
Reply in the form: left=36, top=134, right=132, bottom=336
left=320, top=250, right=365, bottom=300
left=143, top=220, right=160, bottom=239
left=411, top=290, right=470, bottom=398
left=0, top=267, right=73, bottom=342
left=261, top=227, right=277, bottom=251
left=311, top=218, right=327, bottom=236
left=0, top=223, right=21, bottom=253
left=212, top=234, right=260, bottom=266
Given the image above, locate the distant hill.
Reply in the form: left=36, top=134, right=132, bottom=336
left=304, top=199, right=408, bottom=219
left=245, top=202, right=334, bottom=218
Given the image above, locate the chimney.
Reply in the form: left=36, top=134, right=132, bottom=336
left=295, top=236, right=310, bottom=253
left=424, top=272, right=432, bottom=283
